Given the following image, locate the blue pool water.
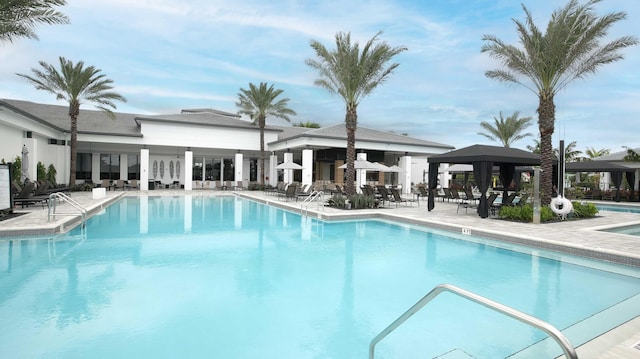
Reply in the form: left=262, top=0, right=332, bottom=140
left=1, top=195, right=640, bottom=358
left=597, top=204, right=640, bottom=214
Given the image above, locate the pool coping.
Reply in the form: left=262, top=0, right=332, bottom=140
left=239, top=192, right=640, bottom=268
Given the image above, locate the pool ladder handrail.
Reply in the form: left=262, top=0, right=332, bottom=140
left=300, top=190, right=324, bottom=216
left=369, top=283, right=578, bottom=359
left=48, top=192, right=88, bottom=229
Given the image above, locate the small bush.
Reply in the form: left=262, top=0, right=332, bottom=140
left=37, top=161, right=46, bottom=181
left=327, top=194, right=376, bottom=209
left=46, top=164, right=57, bottom=185
left=571, top=201, right=598, bottom=218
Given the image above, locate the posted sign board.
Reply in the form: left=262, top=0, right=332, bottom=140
left=0, top=164, right=11, bottom=211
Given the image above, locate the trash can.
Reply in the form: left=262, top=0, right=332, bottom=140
left=148, top=180, right=155, bottom=190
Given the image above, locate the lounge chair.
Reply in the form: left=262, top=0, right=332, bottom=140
left=279, top=183, right=298, bottom=201
left=390, top=188, right=417, bottom=207
left=449, top=189, right=463, bottom=203
left=441, top=188, right=452, bottom=202
left=487, top=193, right=499, bottom=215
left=13, top=182, right=48, bottom=208
left=376, top=185, right=392, bottom=206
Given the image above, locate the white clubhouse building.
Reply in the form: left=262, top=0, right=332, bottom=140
left=0, top=99, right=454, bottom=193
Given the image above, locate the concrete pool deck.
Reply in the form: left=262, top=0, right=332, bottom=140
left=1, top=189, right=640, bottom=358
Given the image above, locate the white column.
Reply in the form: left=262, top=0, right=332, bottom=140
left=91, top=153, right=101, bottom=184
left=185, top=150, right=193, bottom=190
left=356, top=152, right=367, bottom=193
left=269, top=154, right=278, bottom=186
left=284, top=152, right=293, bottom=184
left=302, top=149, right=313, bottom=187
left=399, top=154, right=412, bottom=194
left=120, top=153, right=128, bottom=180
left=140, top=149, right=149, bottom=190
left=235, top=152, right=243, bottom=187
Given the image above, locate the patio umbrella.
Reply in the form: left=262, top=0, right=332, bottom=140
left=387, top=165, right=403, bottom=173
left=275, top=161, right=303, bottom=170
left=338, top=160, right=380, bottom=171
left=21, top=145, right=29, bottom=182
left=373, top=162, right=391, bottom=172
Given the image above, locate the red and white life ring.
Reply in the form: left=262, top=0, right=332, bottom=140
left=550, top=195, right=573, bottom=218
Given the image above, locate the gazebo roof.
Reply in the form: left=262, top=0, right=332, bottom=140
left=428, top=144, right=540, bottom=165
left=565, top=161, right=632, bottom=172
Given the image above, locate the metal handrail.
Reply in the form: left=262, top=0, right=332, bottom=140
left=48, top=192, right=88, bottom=229
left=369, top=283, right=578, bottom=359
left=300, top=190, right=324, bottom=216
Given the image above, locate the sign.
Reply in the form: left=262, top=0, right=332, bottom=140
left=0, top=164, right=11, bottom=211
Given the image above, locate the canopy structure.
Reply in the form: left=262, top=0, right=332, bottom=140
left=565, top=161, right=635, bottom=202
left=428, top=144, right=540, bottom=218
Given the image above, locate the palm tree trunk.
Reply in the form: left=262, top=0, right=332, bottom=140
left=538, top=95, right=555, bottom=205
left=344, top=105, right=357, bottom=195
left=259, top=116, right=265, bottom=188
left=68, top=101, right=80, bottom=186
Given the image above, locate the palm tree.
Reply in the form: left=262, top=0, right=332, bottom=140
left=554, top=140, right=582, bottom=163
left=236, top=82, right=296, bottom=187
left=306, top=31, right=406, bottom=195
left=622, top=146, right=640, bottom=162
left=527, top=138, right=541, bottom=154
left=585, top=147, right=610, bottom=159
left=17, top=56, right=126, bottom=185
left=482, top=0, right=637, bottom=204
left=293, top=120, right=321, bottom=128
left=477, top=111, right=532, bottom=148
left=0, top=0, right=69, bottom=43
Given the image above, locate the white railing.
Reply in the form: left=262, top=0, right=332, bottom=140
left=369, top=283, right=577, bottom=359
left=48, top=192, right=88, bottom=230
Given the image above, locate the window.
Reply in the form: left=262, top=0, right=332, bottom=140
left=249, top=159, right=257, bottom=181
left=192, top=157, right=203, bottom=180
left=128, top=154, right=139, bottom=180
left=223, top=158, right=234, bottom=180
left=100, top=154, right=120, bottom=180
left=76, top=153, right=92, bottom=180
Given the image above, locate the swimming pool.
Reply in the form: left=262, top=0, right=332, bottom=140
left=597, top=204, right=640, bottom=214
left=1, top=195, right=639, bottom=358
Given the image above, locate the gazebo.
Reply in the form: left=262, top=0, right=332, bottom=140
left=565, top=161, right=635, bottom=202
left=428, top=144, right=540, bottom=218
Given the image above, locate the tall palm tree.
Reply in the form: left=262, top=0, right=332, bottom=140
left=482, top=0, right=637, bottom=204
left=293, top=120, right=321, bottom=128
left=477, top=111, right=532, bottom=148
left=0, top=0, right=69, bottom=43
left=554, top=140, right=582, bottom=162
left=622, top=146, right=640, bottom=162
left=236, top=82, right=296, bottom=187
left=17, top=56, right=126, bottom=185
left=585, top=147, right=610, bottom=159
left=306, top=31, right=406, bottom=195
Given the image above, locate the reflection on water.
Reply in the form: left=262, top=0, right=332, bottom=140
left=0, top=196, right=639, bottom=358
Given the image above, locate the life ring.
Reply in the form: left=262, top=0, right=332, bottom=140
left=550, top=195, right=573, bottom=218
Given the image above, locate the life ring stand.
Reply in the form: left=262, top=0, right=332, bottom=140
left=550, top=195, right=573, bottom=219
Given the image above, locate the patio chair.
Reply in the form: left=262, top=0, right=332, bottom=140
left=13, top=181, right=48, bottom=208
left=102, top=179, right=112, bottom=190
left=280, top=183, right=298, bottom=201
left=390, top=188, right=417, bottom=207
left=114, top=180, right=126, bottom=191
left=515, top=193, right=529, bottom=206
left=376, top=185, right=392, bottom=206
left=129, top=179, right=139, bottom=189
left=442, top=188, right=452, bottom=202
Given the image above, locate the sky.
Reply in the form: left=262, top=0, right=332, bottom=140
left=1, top=0, right=638, bottom=154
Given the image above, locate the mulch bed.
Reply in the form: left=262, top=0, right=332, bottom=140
left=0, top=211, right=26, bottom=222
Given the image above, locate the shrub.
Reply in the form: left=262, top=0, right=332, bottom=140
left=46, top=164, right=57, bottom=185
left=500, top=204, right=560, bottom=222
left=571, top=201, right=598, bottom=218
left=327, top=194, right=376, bottom=209
left=37, top=161, right=46, bottom=181
left=11, top=156, right=21, bottom=183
